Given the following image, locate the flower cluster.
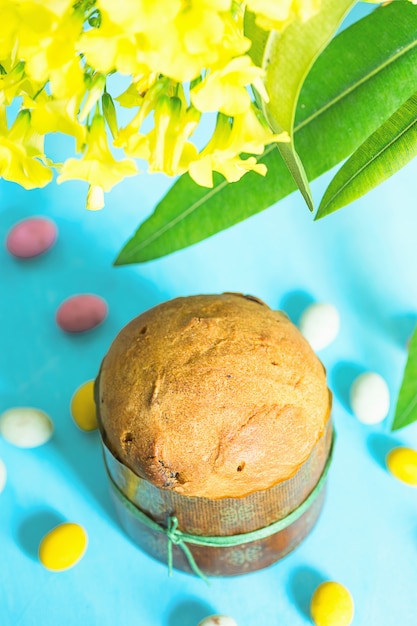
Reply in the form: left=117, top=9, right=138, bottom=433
left=0, top=0, right=322, bottom=209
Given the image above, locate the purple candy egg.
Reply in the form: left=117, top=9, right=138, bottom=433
left=56, top=294, right=108, bottom=333
left=6, top=217, right=57, bottom=258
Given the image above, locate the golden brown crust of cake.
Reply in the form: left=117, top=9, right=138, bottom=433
left=96, top=293, right=331, bottom=499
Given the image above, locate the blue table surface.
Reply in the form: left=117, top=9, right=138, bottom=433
left=1, top=20, right=417, bottom=625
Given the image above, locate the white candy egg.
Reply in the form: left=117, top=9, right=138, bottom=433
left=299, top=303, right=340, bottom=351
left=0, top=458, right=6, bottom=494
left=350, top=372, right=390, bottom=424
left=0, top=407, right=53, bottom=448
left=198, top=616, right=238, bottom=626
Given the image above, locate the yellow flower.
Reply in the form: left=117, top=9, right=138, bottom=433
left=79, top=74, right=106, bottom=122
left=216, top=8, right=251, bottom=60
left=191, top=56, right=266, bottom=116
left=228, top=105, right=289, bottom=154
left=115, top=73, right=159, bottom=109
left=246, top=0, right=321, bottom=31
left=115, top=77, right=171, bottom=145
left=121, top=95, right=200, bottom=177
left=97, top=0, right=181, bottom=33
left=187, top=113, right=264, bottom=187
left=57, top=115, right=138, bottom=210
left=81, top=1, right=180, bottom=77
left=0, top=61, right=25, bottom=105
left=17, top=4, right=84, bottom=98
left=158, top=2, right=227, bottom=81
left=0, top=109, right=52, bottom=189
left=0, top=103, right=6, bottom=135
left=79, top=18, right=144, bottom=76
left=188, top=107, right=288, bottom=187
left=22, top=0, right=73, bottom=18
left=49, top=58, right=85, bottom=100
left=25, top=92, right=86, bottom=150
left=83, top=1, right=247, bottom=83
left=86, top=185, right=106, bottom=211
left=0, top=1, right=19, bottom=59
left=190, top=151, right=266, bottom=187
left=139, top=1, right=247, bottom=83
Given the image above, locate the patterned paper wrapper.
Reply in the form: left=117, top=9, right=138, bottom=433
left=101, top=413, right=332, bottom=577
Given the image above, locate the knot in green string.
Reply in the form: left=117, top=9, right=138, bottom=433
left=166, top=515, right=209, bottom=583
left=167, top=516, right=182, bottom=545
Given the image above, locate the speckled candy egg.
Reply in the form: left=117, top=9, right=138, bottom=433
left=0, top=407, right=53, bottom=448
left=350, top=372, right=390, bottom=424
left=198, top=617, right=238, bottom=626
left=39, top=522, right=88, bottom=571
left=299, top=303, right=340, bottom=351
left=56, top=294, right=107, bottom=333
left=6, top=217, right=57, bottom=258
left=311, top=581, right=354, bottom=626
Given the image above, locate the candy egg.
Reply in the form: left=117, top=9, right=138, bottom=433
left=0, top=458, right=6, bottom=494
left=71, top=380, right=97, bottom=431
left=299, top=303, right=340, bottom=351
left=39, top=522, right=88, bottom=571
left=0, top=407, right=53, bottom=448
left=386, top=447, right=417, bottom=486
left=56, top=294, right=107, bottom=333
left=310, top=581, right=354, bottom=626
left=198, top=617, right=238, bottom=626
left=350, top=372, right=390, bottom=424
left=6, top=217, right=57, bottom=258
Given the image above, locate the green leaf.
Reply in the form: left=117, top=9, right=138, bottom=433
left=392, top=325, right=417, bottom=430
left=261, top=0, right=357, bottom=212
left=116, top=2, right=417, bottom=265
left=317, top=92, right=417, bottom=218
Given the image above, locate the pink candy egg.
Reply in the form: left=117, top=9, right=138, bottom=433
left=6, top=217, right=57, bottom=258
left=56, top=294, right=108, bottom=333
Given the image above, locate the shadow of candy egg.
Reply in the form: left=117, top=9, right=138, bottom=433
left=56, top=294, right=108, bottom=333
left=6, top=217, right=57, bottom=258
left=17, top=509, right=65, bottom=560
left=0, top=458, right=6, bottom=493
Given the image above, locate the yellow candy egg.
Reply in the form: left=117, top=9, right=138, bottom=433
left=310, top=581, right=354, bottom=626
left=71, top=380, right=97, bottom=431
left=39, top=522, right=88, bottom=571
left=386, top=447, right=417, bottom=486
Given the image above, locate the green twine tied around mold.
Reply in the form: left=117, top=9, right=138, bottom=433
left=108, top=432, right=335, bottom=585
left=166, top=515, right=209, bottom=583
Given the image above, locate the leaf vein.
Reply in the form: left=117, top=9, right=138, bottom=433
left=320, top=109, right=417, bottom=211
left=396, top=390, right=417, bottom=428
left=132, top=178, right=229, bottom=252
left=295, top=40, right=417, bottom=132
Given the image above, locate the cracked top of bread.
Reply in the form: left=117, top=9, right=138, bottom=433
left=96, top=293, right=331, bottom=499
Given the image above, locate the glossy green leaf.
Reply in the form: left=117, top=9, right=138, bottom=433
left=317, top=93, right=417, bottom=218
left=116, top=2, right=417, bottom=265
left=262, top=0, right=357, bottom=212
left=392, top=324, right=417, bottom=430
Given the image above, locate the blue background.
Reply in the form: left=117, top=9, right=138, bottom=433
left=1, top=8, right=417, bottom=624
